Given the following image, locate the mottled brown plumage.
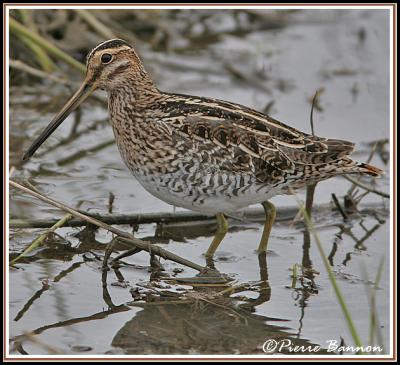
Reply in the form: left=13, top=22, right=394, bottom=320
left=23, top=39, right=383, bottom=256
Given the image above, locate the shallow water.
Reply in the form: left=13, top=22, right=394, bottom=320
left=9, top=9, right=391, bottom=356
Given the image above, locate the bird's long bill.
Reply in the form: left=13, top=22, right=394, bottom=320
left=22, top=82, right=95, bottom=161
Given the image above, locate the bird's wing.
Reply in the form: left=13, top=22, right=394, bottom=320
left=160, top=94, right=355, bottom=175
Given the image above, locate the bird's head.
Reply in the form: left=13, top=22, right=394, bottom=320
left=22, top=39, right=148, bottom=161
left=85, top=39, right=144, bottom=91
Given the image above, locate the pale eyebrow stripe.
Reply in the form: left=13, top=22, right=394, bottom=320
left=86, top=39, right=131, bottom=64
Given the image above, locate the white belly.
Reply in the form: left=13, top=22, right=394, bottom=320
left=133, top=171, right=277, bottom=214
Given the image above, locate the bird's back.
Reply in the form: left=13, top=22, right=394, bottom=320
left=155, top=92, right=379, bottom=180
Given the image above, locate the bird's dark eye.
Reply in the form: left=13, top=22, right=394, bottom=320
left=101, top=53, right=113, bottom=64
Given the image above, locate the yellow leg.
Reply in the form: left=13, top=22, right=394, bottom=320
left=205, top=213, right=228, bottom=257
left=258, top=201, right=276, bottom=253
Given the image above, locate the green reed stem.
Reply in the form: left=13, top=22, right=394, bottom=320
left=292, top=192, right=365, bottom=353
left=17, top=9, right=56, bottom=72
left=10, top=17, right=86, bottom=74
left=291, top=263, right=298, bottom=288
left=75, top=9, right=116, bottom=39
left=368, top=257, right=385, bottom=351
left=10, top=214, right=72, bottom=265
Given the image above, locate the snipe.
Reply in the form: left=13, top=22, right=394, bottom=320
left=23, top=39, right=383, bottom=257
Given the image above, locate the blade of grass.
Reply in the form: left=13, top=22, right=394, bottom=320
left=361, top=257, right=385, bottom=352
left=17, top=9, right=56, bottom=72
left=291, top=190, right=365, bottom=353
left=75, top=9, right=116, bottom=39
left=11, top=213, right=72, bottom=265
left=304, top=90, right=320, bottom=217
left=371, top=258, right=386, bottom=352
left=291, top=263, right=298, bottom=288
left=10, top=17, right=86, bottom=74
left=370, top=257, right=385, bottom=351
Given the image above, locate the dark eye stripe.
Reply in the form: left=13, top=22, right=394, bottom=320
left=107, top=63, right=131, bottom=80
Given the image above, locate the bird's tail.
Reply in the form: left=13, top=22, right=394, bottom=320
left=350, top=162, right=384, bottom=177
